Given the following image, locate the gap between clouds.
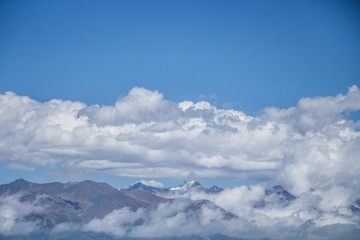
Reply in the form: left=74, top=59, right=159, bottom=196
left=1, top=86, right=360, bottom=196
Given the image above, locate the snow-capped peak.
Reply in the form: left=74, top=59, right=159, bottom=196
left=169, top=180, right=201, bottom=191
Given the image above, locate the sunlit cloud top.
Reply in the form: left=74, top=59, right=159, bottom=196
left=1, top=86, right=359, bottom=196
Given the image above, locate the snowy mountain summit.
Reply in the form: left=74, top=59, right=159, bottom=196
left=170, top=180, right=202, bottom=191
left=124, top=180, right=224, bottom=195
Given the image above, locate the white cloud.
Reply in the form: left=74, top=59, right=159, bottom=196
left=0, top=195, right=45, bottom=235
left=83, top=199, right=243, bottom=238
left=1, top=185, right=359, bottom=238
left=0, top=85, right=360, bottom=201
left=80, top=189, right=360, bottom=239
left=79, top=87, right=180, bottom=125
left=139, top=179, right=164, bottom=188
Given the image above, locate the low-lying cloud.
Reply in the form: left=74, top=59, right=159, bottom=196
left=59, top=187, right=360, bottom=239
left=83, top=199, right=243, bottom=238
left=1, top=187, right=360, bottom=239
left=0, top=195, right=45, bottom=235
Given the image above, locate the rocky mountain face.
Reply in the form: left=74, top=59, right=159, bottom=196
left=125, top=180, right=297, bottom=209
left=254, top=185, right=296, bottom=208
left=123, top=181, right=168, bottom=194
left=0, top=179, right=235, bottom=233
left=351, top=198, right=360, bottom=213
left=2, top=179, right=358, bottom=240
left=124, top=180, right=224, bottom=195
left=0, top=179, right=168, bottom=227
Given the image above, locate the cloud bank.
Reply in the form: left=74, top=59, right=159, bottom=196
left=0, top=195, right=44, bottom=235
left=2, top=188, right=360, bottom=239
left=1, top=86, right=360, bottom=198
left=81, top=189, right=360, bottom=240
left=82, top=199, right=243, bottom=238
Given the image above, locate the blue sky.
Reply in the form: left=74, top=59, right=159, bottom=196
left=0, top=0, right=360, bottom=189
left=1, top=0, right=359, bottom=111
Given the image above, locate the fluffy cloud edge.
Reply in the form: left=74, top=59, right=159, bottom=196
left=0, top=86, right=359, bottom=198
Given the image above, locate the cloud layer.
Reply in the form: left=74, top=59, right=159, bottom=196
left=1, top=86, right=360, bottom=198
left=2, top=188, right=360, bottom=239
left=0, top=195, right=44, bottom=235
left=80, top=187, right=360, bottom=240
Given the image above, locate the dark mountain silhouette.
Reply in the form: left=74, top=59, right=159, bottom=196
left=0, top=178, right=169, bottom=226
left=1, top=179, right=359, bottom=240
left=0, top=179, right=233, bottom=231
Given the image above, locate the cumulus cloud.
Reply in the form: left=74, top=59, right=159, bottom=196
left=0, top=86, right=360, bottom=200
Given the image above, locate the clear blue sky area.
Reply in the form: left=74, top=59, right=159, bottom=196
left=1, top=0, right=360, bottom=188
left=1, top=0, right=359, bottom=113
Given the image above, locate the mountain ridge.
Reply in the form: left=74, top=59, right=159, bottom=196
left=0, top=178, right=170, bottom=225
left=0, top=178, right=236, bottom=233
left=124, top=179, right=224, bottom=195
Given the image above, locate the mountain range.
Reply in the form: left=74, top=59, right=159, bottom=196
left=123, top=180, right=224, bottom=195
left=0, top=178, right=169, bottom=226
left=1, top=179, right=359, bottom=240
left=0, top=179, right=238, bottom=238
